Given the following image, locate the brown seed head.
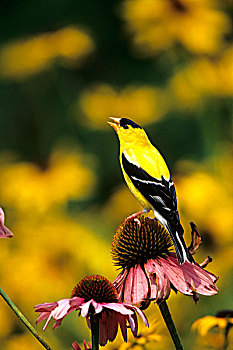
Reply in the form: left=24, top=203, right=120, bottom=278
left=71, top=275, right=118, bottom=303
left=111, top=216, right=173, bottom=269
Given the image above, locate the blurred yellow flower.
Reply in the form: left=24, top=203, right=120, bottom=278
left=217, top=47, right=233, bottom=96
left=0, top=26, right=94, bottom=80
left=0, top=302, right=14, bottom=339
left=101, top=186, right=142, bottom=225
left=2, top=213, right=114, bottom=304
left=0, top=210, right=115, bottom=349
left=192, top=313, right=233, bottom=337
left=168, top=59, right=219, bottom=108
left=0, top=147, right=96, bottom=214
left=192, top=311, right=233, bottom=350
left=175, top=154, right=233, bottom=246
left=79, top=84, right=165, bottom=128
left=4, top=334, right=43, bottom=350
left=105, top=321, right=162, bottom=349
left=121, top=0, right=230, bottom=56
left=168, top=50, right=233, bottom=108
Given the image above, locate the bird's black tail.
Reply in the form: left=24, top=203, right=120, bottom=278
left=166, top=224, right=194, bottom=264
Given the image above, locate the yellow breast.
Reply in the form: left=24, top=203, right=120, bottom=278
left=121, top=145, right=170, bottom=181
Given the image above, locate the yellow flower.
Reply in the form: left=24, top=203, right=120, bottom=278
left=0, top=147, right=96, bottom=214
left=4, top=334, right=43, bottom=350
left=78, top=84, right=165, bottom=129
left=2, top=213, right=114, bottom=304
left=168, top=49, right=233, bottom=108
left=101, top=186, right=142, bottom=225
left=0, top=302, right=14, bottom=339
left=121, top=0, right=230, bottom=56
left=168, top=59, right=220, bottom=108
left=175, top=153, right=233, bottom=246
left=192, top=314, right=233, bottom=337
left=217, top=47, right=233, bottom=96
left=105, top=321, right=162, bottom=349
left=0, top=26, right=94, bottom=80
left=192, top=313, right=233, bottom=350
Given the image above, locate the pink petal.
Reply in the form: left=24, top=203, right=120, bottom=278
left=98, top=312, right=108, bottom=346
left=0, top=225, right=13, bottom=238
left=52, top=318, right=63, bottom=330
left=131, top=265, right=150, bottom=305
left=72, top=340, right=91, bottom=350
left=147, top=273, right=158, bottom=300
left=113, top=269, right=128, bottom=289
left=145, top=259, right=171, bottom=301
left=126, top=304, right=149, bottom=327
left=102, top=303, right=133, bottom=316
left=35, top=298, right=84, bottom=330
left=0, top=207, right=13, bottom=238
left=80, top=299, right=103, bottom=317
left=123, top=268, right=134, bottom=304
left=128, top=313, right=138, bottom=336
left=70, top=297, right=86, bottom=308
left=36, top=312, right=51, bottom=324
left=86, top=340, right=92, bottom=349
left=44, top=299, right=74, bottom=330
left=107, top=314, right=118, bottom=342
left=118, top=314, right=127, bottom=342
left=158, top=254, right=218, bottom=296
left=72, top=341, right=81, bottom=350
left=35, top=302, right=58, bottom=312
left=84, top=340, right=92, bottom=350
left=123, top=265, right=149, bottom=305
left=85, top=302, right=148, bottom=345
left=113, top=269, right=128, bottom=301
left=0, top=207, right=5, bottom=226
left=43, top=313, right=54, bottom=330
left=80, top=300, right=92, bottom=317
left=100, top=311, right=118, bottom=344
left=51, top=299, right=73, bottom=319
left=91, top=300, right=103, bottom=314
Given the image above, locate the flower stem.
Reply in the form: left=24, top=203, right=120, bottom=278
left=158, top=300, right=184, bottom=350
left=0, top=287, right=53, bottom=350
left=90, top=315, right=99, bottom=350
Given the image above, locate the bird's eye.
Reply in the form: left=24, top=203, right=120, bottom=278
left=122, top=124, right=129, bottom=129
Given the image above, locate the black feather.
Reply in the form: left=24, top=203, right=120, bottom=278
left=120, top=118, right=142, bottom=129
left=122, top=152, right=194, bottom=264
left=122, top=152, right=181, bottom=230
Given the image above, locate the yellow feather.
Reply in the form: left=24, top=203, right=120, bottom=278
left=115, top=124, right=170, bottom=210
left=109, top=117, right=194, bottom=264
left=117, top=126, right=170, bottom=180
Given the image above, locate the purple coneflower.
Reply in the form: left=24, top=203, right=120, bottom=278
left=35, top=274, right=148, bottom=346
left=112, top=216, right=218, bottom=307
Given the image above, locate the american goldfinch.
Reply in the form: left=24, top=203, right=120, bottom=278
left=108, top=117, right=194, bottom=264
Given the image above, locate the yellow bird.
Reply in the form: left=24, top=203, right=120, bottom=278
left=108, top=117, right=194, bottom=264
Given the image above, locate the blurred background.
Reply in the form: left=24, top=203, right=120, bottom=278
left=0, top=0, right=232, bottom=349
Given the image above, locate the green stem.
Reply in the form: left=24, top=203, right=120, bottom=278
left=90, top=315, right=99, bottom=350
left=159, top=300, right=184, bottom=350
left=0, top=287, right=53, bottom=350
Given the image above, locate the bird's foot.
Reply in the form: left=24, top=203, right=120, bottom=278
left=124, top=210, right=146, bottom=223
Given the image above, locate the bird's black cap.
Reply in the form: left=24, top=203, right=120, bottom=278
left=120, top=118, right=142, bottom=129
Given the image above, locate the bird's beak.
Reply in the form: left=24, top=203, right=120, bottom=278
left=107, top=117, right=121, bottom=131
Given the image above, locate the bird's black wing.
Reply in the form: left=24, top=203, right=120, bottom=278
left=122, top=152, right=183, bottom=233
left=122, top=152, right=195, bottom=264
